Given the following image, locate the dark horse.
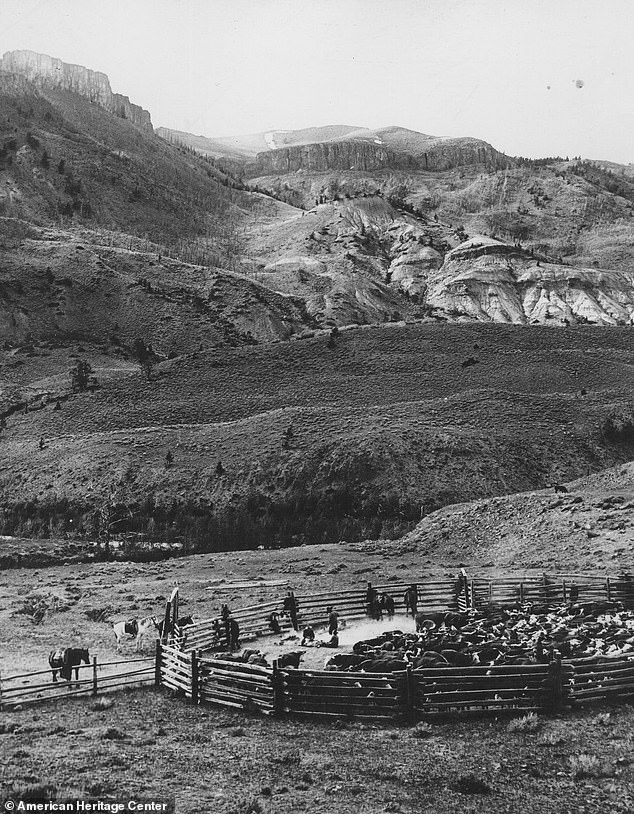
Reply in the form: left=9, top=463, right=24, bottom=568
left=48, top=647, right=90, bottom=683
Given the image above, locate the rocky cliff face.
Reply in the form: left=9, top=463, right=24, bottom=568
left=248, top=136, right=510, bottom=176
left=0, top=50, right=153, bottom=131
left=248, top=141, right=417, bottom=175
left=425, top=236, right=634, bottom=325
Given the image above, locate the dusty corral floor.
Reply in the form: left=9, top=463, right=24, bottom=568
left=250, top=614, right=417, bottom=670
left=1, top=688, right=633, bottom=814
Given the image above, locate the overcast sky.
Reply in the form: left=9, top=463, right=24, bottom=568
left=1, top=0, right=632, bottom=163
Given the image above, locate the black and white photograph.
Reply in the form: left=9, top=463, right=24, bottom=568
left=1, top=0, right=634, bottom=811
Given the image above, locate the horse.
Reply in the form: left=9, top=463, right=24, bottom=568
left=112, top=616, right=159, bottom=651
left=48, top=647, right=89, bottom=683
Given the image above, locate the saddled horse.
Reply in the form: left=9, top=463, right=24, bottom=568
left=49, top=647, right=90, bottom=683
left=112, top=616, right=159, bottom=651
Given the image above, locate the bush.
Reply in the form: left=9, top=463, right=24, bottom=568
left=455, top=774, right=492, bottom=795
left=91, top=697, right=114, bottom=711
left=569, top=753, right=615, bottom=779
left=601, top=407, right=634, bottom=443
left=507, top=712, right=541, bottom=733
left=411, top=721, right=434, bottom=738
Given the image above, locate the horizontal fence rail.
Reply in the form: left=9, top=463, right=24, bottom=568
left=0, top=655, right=155, bottom=710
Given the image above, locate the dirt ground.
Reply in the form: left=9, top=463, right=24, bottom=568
left=1, top=687, right=633, bottom=814
left=252, top=614, right=417, bottom=671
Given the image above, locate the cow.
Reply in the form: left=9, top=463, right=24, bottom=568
left=324, top=653, right=367, bottom=670
left=358, top=658, right=408, bottom=672
left=49, top=647, right=90, bottom=683
left=277, top=650, right=305, bottom=669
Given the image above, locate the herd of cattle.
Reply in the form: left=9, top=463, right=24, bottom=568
left=324, top=601, right=634, bottom=672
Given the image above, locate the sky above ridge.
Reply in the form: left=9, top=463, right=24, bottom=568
left=1, top=0, right=632, bottom=163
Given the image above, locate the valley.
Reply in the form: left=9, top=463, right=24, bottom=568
left=1, top=48, right=634, bottom=559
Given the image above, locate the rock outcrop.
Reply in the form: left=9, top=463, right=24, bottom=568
left=425, top=236, right=634, bottom=325
left=247, top=135, right=511, bottom=176
left=248, top=141, right=418, bottom=175
left=0, top=50, right=153, bottom=131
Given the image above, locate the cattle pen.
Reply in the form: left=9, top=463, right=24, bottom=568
left=3, top=570, right=634, bottom=721
left=155, top=570, right=634, bottom=722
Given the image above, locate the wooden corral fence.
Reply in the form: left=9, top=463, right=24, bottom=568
left=0, top=656, right=155, bottom=710
left=278, top=667, right=407, bottom=720
left=173, top=571, right=634, bottom=655
left=155, top=570, right=634, bottom=720
left=160, top=640, right=626, bottom=719
left=569, top=656, right=634, bottom=705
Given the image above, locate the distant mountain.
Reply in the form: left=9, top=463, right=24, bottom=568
left=158, top=123, right=512, bottom=174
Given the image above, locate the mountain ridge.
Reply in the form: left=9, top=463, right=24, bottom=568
left=0, top=49, right=153, bottom=131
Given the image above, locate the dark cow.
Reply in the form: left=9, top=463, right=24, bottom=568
left=277, top=650, right=305, bottom=669
left=413, top=652, right=450, bottom=669
left=358, top=658, right=408, bottom=672
left=49, top=647, right=89, bottom=683
left=415, top=611, right=471, bottom=632
left=324, top=653, right=367, bottom=670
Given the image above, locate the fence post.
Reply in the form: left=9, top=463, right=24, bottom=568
left=562, top=580, right=567, bottom=603
left=92, top=657, right=98, bottom=696
left=404, top=665, right=415, bottom=722
left=469, top=580, right=475, bottom=609
left=0, top=670, right=3, bottom=712
left=519, top=582, right=524, bottom=604
left=162, top=601, right=171, bottom=644
left=155, top=640, right=162, bottom=688
left=272, top=659, right=283, bottom=715
left=606, top=577, right=612, bottom=602
left=544, top=657, right=563, bottom=712
left=190, top=650, right=199, bottom=705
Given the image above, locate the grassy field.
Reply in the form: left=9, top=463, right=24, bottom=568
left=3, top=323, right=634, bottom=548
left=2, top=688, right=634, bottom=814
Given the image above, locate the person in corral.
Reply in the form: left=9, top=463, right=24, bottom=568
left=268, top=611, right=281, bottom=634
left=212, top=618, right=222, bottom=646
left=371, top=595, right=383, bottom=621
left=381, top=592, right=395, bottom=618
left=327, top=606, right=339, bottom=635
left=283, top=590, right=299, bottom=630
left=301, top=625, right=316, bottom=646
left=404, top=584, right=418, bottom=617
left=229, top=617, right=240, bottom=651
left=319, top=631, right=339, bottom=648
left=365, top=582, right=378, bottom=616
left=221, top=604, right=231, bottom=647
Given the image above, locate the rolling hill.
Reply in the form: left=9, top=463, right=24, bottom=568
left=2, top=50, right=634, bottom=561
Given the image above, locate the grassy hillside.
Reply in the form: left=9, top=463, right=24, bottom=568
left=3, top=323, right=634, bottom=549
left=248, top=162, right=634, bottom=273
left=0, top=76, right=284, bottom=268
left=0, top=223, right=315, bottom=354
